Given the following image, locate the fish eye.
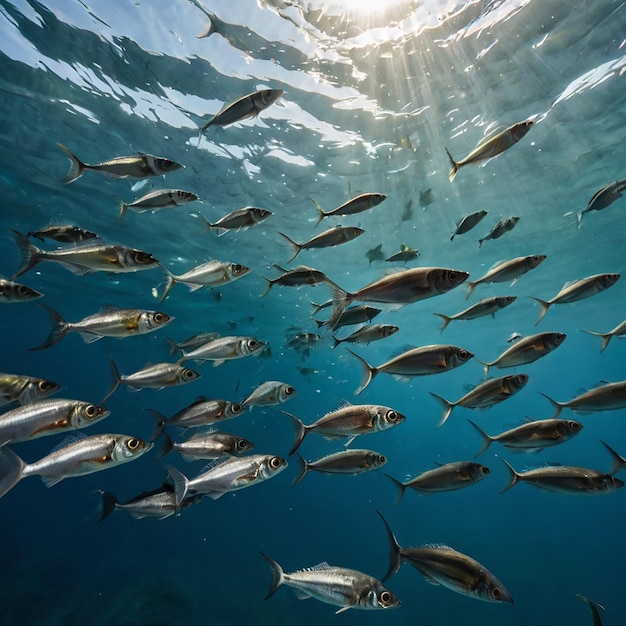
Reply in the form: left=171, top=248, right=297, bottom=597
left=385, top=410, right=398, bottom=422
left=448, top=271, right=458, bottom=281
left=378, top=455, right=387, bottom=464
left=18, top=285, right=32, bottom=296
left=231, top=403, right=243, bottom=414
left=183, top=369, right=197, bottom=380
left=458, top=349, right=471, bottom=360
left=126, top=438, right=141, bottom=450
left=232, top=264, right=244, bottom=274
left=379, top=591, right=392, bottom=605
left=568, top=421, right=581, bottom=431
left=237, top=439, right=250, bottom=450
left=285, top=386, right=295, bottom=395
left=85, top=404, right=99, bottom=418
left=269, top=457, right=283, bottom=469
left=481, top=466, right=491, bottom=475
left=38, top=380, right=54, bottom=391
left=247, top=339, right=259, bottom=350
left=134, top=251, right=151, bottom=263
left=154, top=312, right=167, bottom=323
left=491, top=588, right=502, bottom=600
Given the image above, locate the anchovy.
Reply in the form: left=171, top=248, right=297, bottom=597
left=261, top=553, right=400, bottom=613
left=0, top=373, right=60, bottom=407
left=434, top=296, right=516, bottom=332
left=279, top=226, right=364, bottom=263
left=312, top=193, right=387, bottom=226
left=577, top=179, right=626, bottom=228
left=57, top=142, right=183, bottom=184
left=0, top=433, right=152, bottom=497
left=291, top=449, right=387, bottom=487
left=477, top=331, right=566, bottom=375
left=26, top=224, right=99, bottom=243
left=385, top=244, right=419, bottom=263
left=478, top=216, right=519, bottom=247
left=531, top=273, right=620, bottom=325
left=199, top=207, right=271, bottom=235
left=177, top=335, right=266, bottom=366
left=576, top=593, right=605, bottom=626
left=445, top=120, right=533, bottom=182
left=450, top=210, right=487, bottom=241
left=541, top=380, right=626, bottom=417
left=120, top=189, right=199, bottom=220
left=468, top=418, right=583, bottom=457
left=148, top=397, right=244, bottom=433
left=0, top=277, right=42, bottom=302
left=156, top=429, right=254, bottom=461
left=466, top=254, right=546, bottom=299
left=377, top=512, right=513, bottom=603
left=347, top=345, right=473, bottom=395
left=430, top=373, right=529, bottom=428
left=262, top=265, right=339, bottom=297
left=581, top=320, right=626, bottom=352
left=242, top=381, right=296, bottom=407
left=332, top=324, right=399, bottom=349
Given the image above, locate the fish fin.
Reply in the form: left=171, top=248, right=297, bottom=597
left=444, top=146, right=458, bottom=183
left=429, top=392, right=455, bottom=428
left=101, top=358, right=122, bottom=404
left=600, top=440, right=626, bottom=476
left=0, top=446, right=26, bottom=497
left=539, top=392, right=564, bottom=418
left=473, top=358, right=492, bottom=378
left=499, top=458, right=520, bottom=493
left=290, top=453, right=309, bottom=488
left=279, top=232, right=302, bottom=263
left=55, top=260, right=95, bottom=276
left=467, top=419, right=493, bottom=457
left=165, top=464, right=189, bottom=507
left=145, top=408, right=168, bottom=441
left=384, top=474, right=407, bottom=505
left=335, top=606, right=352, bottom=614
left=212, top=359, right=225, bottom=367
left=343, top=435, right=356, bottom=448
left=153, top=432, right=174, bottom=459
left=41, top=475, right=65, bottom=488
left=311, top=199, right=326, bottom=226
left=295, top=590, right=313, bottom=601
left=579, top=329, right=612, bottom=352
left=419, top=572, right=441, bottom=586
left=10, top=230, right=42, bottom=279
left=465, top=281, right=477, bottom=300
left=331, top=335, right=341, bottom=349
left=57, top=142, right=86, bottom=184
left=376, top=511, right=403, bottom=581
left=283, top=410, right=307, bottom=456
left=345, top=348, right=376, bottom=395
left=576, top=593, right=606, bottom=613
left=28, top=304, right=69, bottom=350
left=79, top=332, right=103, bottom=344
left=119, top=199, right=128, bottom=220
left=328, top=284, right=353, bottom=330
left=433, top=313, right=452, bottom=333
left=159, top=269, right=177, bottom=303
left=188, top=284, right=204, bottom=292
left=197, top=211, right=214, bottom=234
left=260, top=553, right=285, bottom=600
left=95, top=490, right=118, bottom=522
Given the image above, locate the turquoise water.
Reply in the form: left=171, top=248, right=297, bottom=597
left=1, top=0, right=625, bottom=624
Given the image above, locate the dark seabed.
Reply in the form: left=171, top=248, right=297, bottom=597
left=1, top=0, right=625, bottom=624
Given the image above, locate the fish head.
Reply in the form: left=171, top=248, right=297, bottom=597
left=512, top=120, right=533, bottom=140
left=603, top=273, right=621, bottom=288
left=506, top=373, right=529, bottom=392
left=376, top=407, right=406, bottom=430
left=278, top=384, right=297, bottom=402
left=253, top=208, right=272, bottom=221
left=33, top=378, right=62, bottom=398
left=547, top=332, right=567, bottom=348
left=225, top=402, right=244, bottom=419
left=597, top=474, right=624, bottom=492
left=369, top=452, right=388, bottom=469
left=469, top=463, right=491, bottom=481
left=372, top=193, right=387, bottom=206
left=128, top=249, right=160, bottom=268
left=177, top=367, right=202, bottom=384
left=141, top=311, right=174, bottom=332
left=432, top=268, right=469, bottom=293
left=560, top=420, right=583, bottom=437
left=254, top=89, right=284, bottom=110
left=71, top=403, right=110, bottom=428
left=382, top=325, right=400, bottom=338
left=111, top=435, right=153, bottom=462
left=525, top=254, right=546, bottom=269
left=361, top=584, right=401, bottom=610
left=261, top=455, right=288, bottom=478
left=476, top=578, right=514, bottom=604
left=228, top=263, right=252, bottom=281
left=233, top=438, right=254, bottom=455
left=452, top=347, right=474, bottom=366
left=152, top=157, right=184, bottom=174
left=496, top=296, right=517, bottom=308
left=4, top=282, right=43, bottom=301
left=348, top=227, right=365, bottom=238
left=241, top=337, right=267, bottom=357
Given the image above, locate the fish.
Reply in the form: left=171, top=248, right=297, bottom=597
left=279, top=226, right=364, bottom=263
left=385, top=461, right=490, bottom=503
left=467, top=418, right=583, bottom=457
left=291, top=449, right=387, bottom=487
left=284, top=403, right=405, bottom=455
left=242, top=381, right=296, bottom=407
left=377, top=512, right=513, bottom=603
left=261, top=553, right=400, bottom=613
left=176, top=335, right=267, bottom=367
left=0, top=277, right=42, bottom=303
left=580, top=320, right=626, bottom=352
left=530, top=273, right=620, bottom=325
left=540, top=380, right=626, bottom=417
left=30, top=305, right=173, bottom=350
left=11, top=230, right=160, bottom=279
left=57, top=142, right=183, bottom=184
left=385, top=244, right=419, bottom=264
left=315, top=304, right=382, bottom=330
left=262, top=265, right=339, bottom=297
left=576, top=593, right=606, bottom=626
left=465, top=254, right=546, bottom=299
left=347, top=345, right=473, bottom=395
left=577, top=179, right=626, bottom=228
left=167, top=453, right=287, bottom=503
left=0, top=373, right=60, bottom=407
left=156, top=429, right=254, bottom=462
left=102, top=360, right=201, bottom=403
left=445, top=120, right=533, bottom=182
left=148, top=397, right=244, bottom=432
left=419, top=188, right=434, bottom=206
left=26, top=224, right=99, bottom=243
left=119, top=189, right=199, bottom=220
left=199, top=89, right=283, bottom=133
left=199, top=207, right=271, bottom=235
left=0, top=433, right=153, bottom=497
left=450, top=210, right=487, bottom=241
left=166, top=332, right=222, bottom=356
left=500, top=459, right=624, bottom=495
left=312, top=193, right=387, bottom=226
left=365, top=244, right=385, bottom=265
left=332, top=324, right=399, bottom=349
left=476, top=331, right=566, bottom=376
left=0, top=398, right=109, bottom=447
left=429, top=373, right=529, bottom=428
left=434, top=296, right=516, bottom=332
left=478, top=216, right=520, bottom=247
left=285, top=329, right=323, bottom=358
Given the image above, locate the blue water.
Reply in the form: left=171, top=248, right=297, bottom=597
left=1, top=0, right=625, bottom=624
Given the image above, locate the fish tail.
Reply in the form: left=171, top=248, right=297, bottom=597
left=260, top=277, right=273, bottom=298
left=279, top=232, right=302, bottom=263
left=467, top=419, right=493, bottom=457
left=433, top=313, right=452, bottom=333
left=159, top=270, right=177, bottom=303
left=445, top=146, right=458, bottom=183
left=311, top=199, right=326, bottom=226
left=539, top=392, right=564, bottom=418
left=478, top=238, right=484, bottom=248
left=529, top=297, right=551, bottom=325
left=165, top=464, right=190, bottom=507
left=145, top=409, right=168, bottom=441
left=95, top=490, right=118, bottom=522
left=429, top=392, right=455, bottom=428
left=118, top=199, right=129, bottom=221
left=196, top=11, right=219, bottom=38
left=576, top=593, right=606, bottom=613
left=384, top=474, right=407, bottom=505
left=473, top=358, right=491, bottom=377
left=28, top=304, right=69, bottom=350
left=345, top=348, right=376, bottom=395
left=166, top=338, right=181, bottom=356
left=198, top=211, right=213, bottom=235
left=101, top=358, right=122, bottom=404
left=600, top=440, right=626, bottom=476
left=465, top=281, right=477, bottom=300
left=260, top=552, right=285, bottom=600
left=290, top=453, right=309, bottom=487
left=328, top=284, right=353, bottom=330
left=0, top=446, right=26, bottom=498
left=499, top=458, right=521, bottom=493
left=153, top=431, right=174, bottom=459
left=57, top=142, right=86, bottom=184
left=283, top=410, right=307, bottom=456
left=576, top=211, right=584, bottom=229
left=10, top=230, right=42, bottom=279
left=580, top=329, right=612, bottom=352
left=376, top=511, right=403, bottom=581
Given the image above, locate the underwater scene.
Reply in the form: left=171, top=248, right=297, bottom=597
left=1, top=0, right=625, bottom=624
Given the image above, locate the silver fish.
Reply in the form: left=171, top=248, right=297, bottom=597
left=262, top=553, right=400, bottom=614
left=430, top=373, right=529, bottom=428
left=312, top=193, right=387, bottom=226
left=466, top=254, right=546, bottom=299
left=242, top=381, right=296, bottom=407
left=199, top=207, right=271, bottom=235
left=291, top=449, right=387, bottom=487
left=434, top=296, right=516, bottom=332
left=57, top=142, right=183, bottom=184
left=166, top=332, right=222, bottom=356
left=315, top=304, right=382, bottom=330
left=279, top=226, right=364, bottom=263
left=581, top=320, right=626, bottom=352
left=285, top=329, right=322, bottom=358
left=385, top=244, right=419, bottom=264
left=468, top=418, right=583, bottom=457
left=541, top=380, right=626, bottom=417
left=477, top=331, right=566, bottom=376
left=157, top=429, right=254, bottom=461
left=478, top=216, right=519, bottom=247
left=576, top=593, right=605, bottom=626
left=26, top=224, right=98, bottom=243
left=347, top=345, right=473, bottom=395
left=148, top=397, right=244, bottom=431
left=531, top=273, right=620, bottom=325
left=177, top=335, right=266, bottom=367
left=0, top=277, right=42, bottom=302
left=262, top=265, right=339, bottom=297
left=378, top=512, right=513, bottom=603
left=0, top=433, right=152, bottom=497
left=119, top=189, right=199, bottom=220
left=450, top=210, right=487, bottom=241
left=11, top=230, right=159, bottom=279
left=332, top=324, right=399, bottom=349
left=0, top=373, right=60, bottom=407
left=577, top=179, right=626, bottom=228
left=445, top=120, right=533, bottom=182
left=30, top=305, right=173, bottom=350
left=365, top=244, right=385, bottom=265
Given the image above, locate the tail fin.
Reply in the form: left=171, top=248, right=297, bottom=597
left=196, top=11, right=220, bottom=38
left=429, top=392, right=455, bottom=428
left=445, top=146, right=459, bottom=183
left=101, top=358, right=122, bottom=404
left=165, top=464, right=190, bottom=507
left=580, top=329, right=612, bottom=352
left=601, top=440, right=626, bottom=476
left=159, top=269, right=177, bottom=303
left=95, top=490, right=118, bottom=522
left=499, top=458, right=521, bottom=493
left=146, top=409, right=168, bottom=442
left=331, top=336, right=342, bottom=349
left=10, top=230, right=42, bottom=279
left=57, top=142, right=86, bottom=184
left=327, top=283, right=353, bottom=330
left=384, top=474, right=407, bottom=505
left=467, top=419, right=493, bottom=457
left=465, top=281, right=477, bottom=300
left=576, top=211, right=585, bottom=230
left=283, top=411, right=307, bottom=456
left=261, top=277, right=274, bottom=298
left=474, top=358, right=492, bottom=378
left=376, top=511, right=404, bottom=580
left=290, top=453, right=309, bottom=487
left=153, top=432, right=174, bottom=459
left=345, top=348, right=377, bottom=395
left=433, top=313, right=452, bottom=333
left=279, top=232, right=302, bottom=263
left=198, top=211, right=214, bottom=235
left=29, top=304, right=69, bottom=350
left=0, top=446, right=26, bottom=498
left=312, top=199, right=326, bottom=226
left=166, top=338, right=181, bottom=357
left=530, top=297, right=551, bottom=326
left=539, top=392, right=564, bottom=418
left=260, top=552, right=285, bottom=600
left=119, top=199, right=129, bottom=221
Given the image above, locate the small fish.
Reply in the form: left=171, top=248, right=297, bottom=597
left=434, top=296, right=516, bottom=332
left=500, top=459, right=624, bottom=495
left=0, top=277, right=42, bottom=303
left=430, top=373, right=529, bottom=428
left=166, top=332, right=222, bottom=356
left=312, top=193, right=387, bottom=226
left=0, top=373, right=60, bottom=407
left=419, top=188, right=434, bottom=206
left=242, top=381, right=296, bottom=407
left=385, top=244, right=419, bottom=264
left=0, top=433, right=153, bottom=497
left=477, top=331, right=566, bottom=376
left=468, top=418, right=583, bottom=457
left=385, top=461, right=490, bottom=503
left=199, top=89, right=283, bottom=133
left=450, top=210, right=487, bottom=241
left=30, top=305, right=173, bottom=350
left=261, top=553, right=400, bottom=614
left=119, top=189, right=198, bottom=220
left=347, top=345, right=473, bottom=395
left=279, top=226, right=364, bottom=263
left=466, top=254, right=546, bottom=299
left=530, top=273, right=620, bottom=325
left=148, top=397, right=244, bottom=432
left=291, top=449, right=387, bottom=487
left=581, top=320, right=626, bottom=352
left=285, top=329, right=322, bottom=358
left=577, top=179, right=626, bottom=228
left=177, top=335, right=266, bottom=367
left=401, top=200, right=413, bottom=221
left=262, top=265, right=338, bottom=297
left=199, top=207, right=271, bottom=235
left=57, top=142, right=183, bottom=184
left=366, top=244, right=385, bottom=265
left=377, top=512, right=512, bottom=603
left=26, top=224, right=98, bottom=243
left=576, top=593, right=606, bottom=626
left=156, top=429, right=254, bottom=462
left=315, top=304, right=382, bottom=330
left=540, top=380, right=626, bottom=418
left=478, top=216, right=520, bottom=247
left=332, top=324, right=399, bottom=349
left=445, top=120, right=533, bottom=182
left=284, top=403, right=405, bottom=455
